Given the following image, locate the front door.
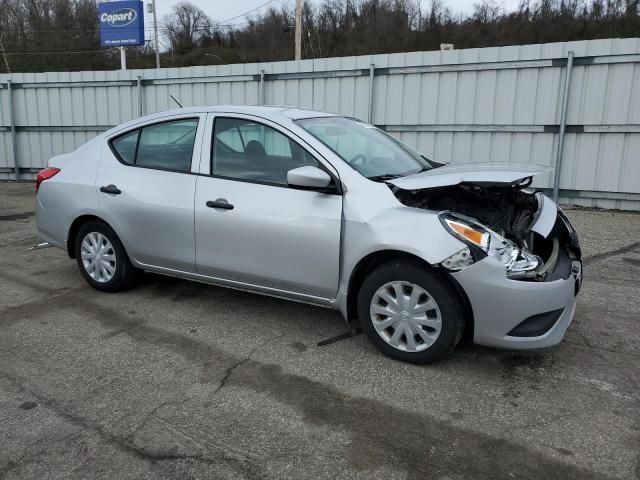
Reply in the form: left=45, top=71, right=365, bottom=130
left=194, top=115, right=342, bottom=299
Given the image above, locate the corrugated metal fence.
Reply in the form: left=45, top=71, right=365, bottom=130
left=1, top=38, right=639, bottom=209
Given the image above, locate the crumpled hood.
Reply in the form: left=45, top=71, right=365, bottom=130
left=388, top=162, right=551, bottom=190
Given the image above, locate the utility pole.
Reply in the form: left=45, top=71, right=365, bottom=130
left=120, top=47, right=127, bottom=70
left=0, top=35, right=10, bottom=73
left=151, top=0, right=161, bottom=68
left=294, top=0, right=302, bottom=60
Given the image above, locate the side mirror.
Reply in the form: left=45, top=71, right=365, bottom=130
left=287, top=166, right=332, bottom=190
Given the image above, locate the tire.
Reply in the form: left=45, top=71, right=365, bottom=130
left=74, top=220, right=137, bottom=292
left=357, top=261, right=464, bottom=364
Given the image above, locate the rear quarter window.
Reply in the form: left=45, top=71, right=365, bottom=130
left=110, top=129, right=139, bottom=164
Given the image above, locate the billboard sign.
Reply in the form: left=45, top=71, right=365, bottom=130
left=99, top=1, right=145, bottom=47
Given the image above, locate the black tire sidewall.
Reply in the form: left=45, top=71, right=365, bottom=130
left=74, top=221, right=134, bottom=292
left=357, top=261, right=464, bottom=364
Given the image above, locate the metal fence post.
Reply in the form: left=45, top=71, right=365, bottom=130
left=368, top=63, right=375, bottom=124
left=137, top=75, right=143, bottom=117
left=260, top=70, right=266, bottom=105
left=7, top=79, right=19, bottom=180
left=553, top=51, right=574, bottom=202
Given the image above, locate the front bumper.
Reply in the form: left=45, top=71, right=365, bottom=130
left=451, top=250, right=582, bottom=350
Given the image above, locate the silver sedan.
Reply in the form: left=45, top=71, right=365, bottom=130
left=35, top=106, right=582, bottom=363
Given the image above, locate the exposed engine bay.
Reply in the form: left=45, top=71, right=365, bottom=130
left=391, top=180, right=582, bottom=282
left=393, top=181, right=539, bottom=247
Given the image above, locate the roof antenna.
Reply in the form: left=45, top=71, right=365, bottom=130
left=170, top=95, right=183, bottom=108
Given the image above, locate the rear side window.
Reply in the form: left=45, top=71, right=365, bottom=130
left=109, top=118, right=199, bottom=173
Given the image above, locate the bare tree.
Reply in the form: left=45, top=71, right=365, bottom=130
left=473, top=0, right=503, bottom=22
left=0, top=0, right=638, bottom=72
left=163, top=2, right=213, bottom=53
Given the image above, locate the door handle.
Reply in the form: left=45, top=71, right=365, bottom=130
left=206, top=199, right=234, bottom=210
left=100, top=184, right=122, bottom=195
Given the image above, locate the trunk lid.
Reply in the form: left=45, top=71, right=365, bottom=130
left=388, top=162, right=550, bottom=190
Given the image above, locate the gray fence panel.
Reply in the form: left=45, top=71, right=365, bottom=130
left=1, top=38, right=639, bottom=209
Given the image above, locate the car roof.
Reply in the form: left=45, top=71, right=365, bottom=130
left=207, top=105, right=338, bottom=120
left=101, top=105, right=339, bottom=139
left=147, top=105, right=337, bottom=121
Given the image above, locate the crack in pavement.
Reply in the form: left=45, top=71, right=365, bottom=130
left=583, top=241, right=640, bottom=265
left=0, top=431, right=83, bottom=478
left=0, top=370, right=267, bottom=479
left=210, top=336, right=278, bottom=398
left=563, top=338, right=640, bottom=360
left=0, top=235, right=38, bottom=248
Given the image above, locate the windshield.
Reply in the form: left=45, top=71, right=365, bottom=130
left=295, top=116, right=432, bottom=179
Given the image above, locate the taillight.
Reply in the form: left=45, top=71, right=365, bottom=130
left=36, top=167, right=60, bottom=194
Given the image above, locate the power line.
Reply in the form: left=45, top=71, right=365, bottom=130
left=3, top=49, right=108, bottom=55
left=156, top=21, right=250, bottom=31
left=0, top=22, right=253, bottom=34
left=218, top=0, right=280, bottom=24
left=0, top=25, right=161, bottom=31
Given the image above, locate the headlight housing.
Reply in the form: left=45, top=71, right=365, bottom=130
left=439, top=212, right=540, bottom=277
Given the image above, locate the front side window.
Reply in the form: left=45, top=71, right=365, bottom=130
left=110, top=118, right=199, bottom=173
left=212, top=117, right=319, bottom=185
left=296, top=116, right=431, bottom=179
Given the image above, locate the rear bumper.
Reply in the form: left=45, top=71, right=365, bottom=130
left=35, top=194, right=66, bottom=249
left=451, top=255, right=582, bottom=350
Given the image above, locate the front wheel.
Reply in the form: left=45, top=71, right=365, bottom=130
left=357, top=261, right=465, bottom=364
left=75, top=220, right=137, bottom=292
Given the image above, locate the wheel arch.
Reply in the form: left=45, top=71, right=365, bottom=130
left=346, top=249, right=474, bottom=339
left=66, top=214, right=118, bottom=259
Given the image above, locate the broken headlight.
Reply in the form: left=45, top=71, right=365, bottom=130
left=439, top=212, right=540, bottom=277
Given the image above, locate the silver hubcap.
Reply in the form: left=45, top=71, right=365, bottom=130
left=370, top=281, right=442, bottom=352
left=81, top=232, right=116, bottom=283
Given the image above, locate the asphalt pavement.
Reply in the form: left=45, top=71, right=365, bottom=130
left=1, top=181, right=639, bottom=479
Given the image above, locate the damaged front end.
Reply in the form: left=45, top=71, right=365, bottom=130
left=392, top=181, right=582, bottom=282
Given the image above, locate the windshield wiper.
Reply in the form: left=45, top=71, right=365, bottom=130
left=422, top=155, right=446, bottom=168
left=369, top=167, right=430, bottom=181
left=368, top=173, right=403, bottom=181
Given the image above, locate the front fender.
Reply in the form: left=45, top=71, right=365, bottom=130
left=334, top=199, right=466, bottom=319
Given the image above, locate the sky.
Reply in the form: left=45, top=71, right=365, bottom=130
left=153, top=0, right=522, bottom=25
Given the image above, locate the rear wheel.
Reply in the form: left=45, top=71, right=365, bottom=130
left=74, top=221, right=137, bottom=292
left=357, top=261, right=464, bottom=364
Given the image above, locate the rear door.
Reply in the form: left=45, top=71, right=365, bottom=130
left=194, top=114, right=342, bottom=299
left=96, top=114, right=205, bottom=272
